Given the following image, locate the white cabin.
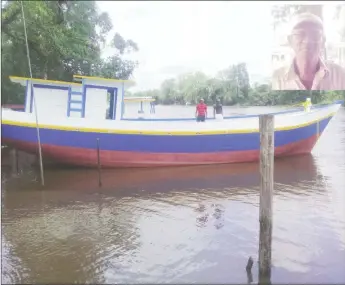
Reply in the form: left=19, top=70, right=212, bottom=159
left=9, top=75, right=139, bottom=121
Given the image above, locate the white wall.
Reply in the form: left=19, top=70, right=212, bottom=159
left=84, top=88, right=108, bottom=120
left=31, top=87, right=68, bottom=119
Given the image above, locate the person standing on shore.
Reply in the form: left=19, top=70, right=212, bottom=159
left=195, top=99, right=207, bottom=122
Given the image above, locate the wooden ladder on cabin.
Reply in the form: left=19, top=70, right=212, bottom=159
left=67, top=90, right=83, bottom=117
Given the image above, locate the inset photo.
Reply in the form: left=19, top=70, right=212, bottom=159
left=271, top=5, right=345, bottom=90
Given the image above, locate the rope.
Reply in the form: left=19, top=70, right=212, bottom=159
left=20, top=1, right=45, bottom=186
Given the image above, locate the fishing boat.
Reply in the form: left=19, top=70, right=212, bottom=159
left=1, top=75, right=343, bottom=168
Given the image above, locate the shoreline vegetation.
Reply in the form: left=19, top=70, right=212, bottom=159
left=128, top=65, right=345, bottom=107
left=2, top=1, right=344, bottom=108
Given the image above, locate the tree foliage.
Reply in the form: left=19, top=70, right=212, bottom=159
left=1, top=1, right=139, bottom=104
left=148, top=63, right=252, bottom=105
left=132, top=63, right=345, bottom=106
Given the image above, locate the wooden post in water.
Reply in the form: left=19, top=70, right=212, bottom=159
left=10, top=148, right=18, bottom=176
left=96, top=138, right=102, bottom=187
left=16, top=149, right=19, bottom=174
left=258, top=114, right=274, bottom=285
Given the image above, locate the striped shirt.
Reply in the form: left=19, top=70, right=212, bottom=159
left=272, top=60, right=345, bottom=91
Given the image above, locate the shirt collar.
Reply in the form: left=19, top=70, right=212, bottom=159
left=284, top=58, right=330, bottom=81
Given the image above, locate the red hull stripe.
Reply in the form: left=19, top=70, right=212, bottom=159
left=1, top=116, right=331, bottom=153
left=2, top=134, right=321, bottom=167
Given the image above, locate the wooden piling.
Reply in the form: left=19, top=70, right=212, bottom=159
left=258, top=114, right=274, bottom=285
left=96, top=138, right=102, bottom=187
left=10, top=148, right=18, bottom=175
left=16, top=149, right=19, bottom=174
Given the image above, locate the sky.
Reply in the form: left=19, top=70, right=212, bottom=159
left=97, top=1, right=343, bottom=91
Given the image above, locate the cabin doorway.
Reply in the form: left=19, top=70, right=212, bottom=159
left=106, top=88, right=118, bottom=120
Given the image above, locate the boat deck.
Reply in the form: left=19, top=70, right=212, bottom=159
left=1, top=104, right=338, bottom=134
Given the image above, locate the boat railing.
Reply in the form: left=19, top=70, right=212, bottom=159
left=120, top=101, right=341, bottom=122
left=121, top=107, right=304, bottom=122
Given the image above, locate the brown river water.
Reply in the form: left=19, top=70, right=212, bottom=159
left=1, top=106, right=345, bottom=284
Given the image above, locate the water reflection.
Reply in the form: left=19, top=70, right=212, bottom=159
left=2, top=109, right=345, bottom=284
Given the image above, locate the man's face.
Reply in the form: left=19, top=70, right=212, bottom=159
left=288, top=22, right=325, bottom=60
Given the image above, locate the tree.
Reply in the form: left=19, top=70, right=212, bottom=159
left=175, top=72, right=210, bottom=104
left=160, top=78, right=178, bottom=104
left=130, top=64, right=343, bottom=107
left=215, top=63, right=250, bottom=104
left=1, top=1, right=139, bottom=104
left=91, top=33, right=139, bottom=79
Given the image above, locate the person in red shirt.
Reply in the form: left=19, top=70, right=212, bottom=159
left=195, top=99, right=207, bottom=122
